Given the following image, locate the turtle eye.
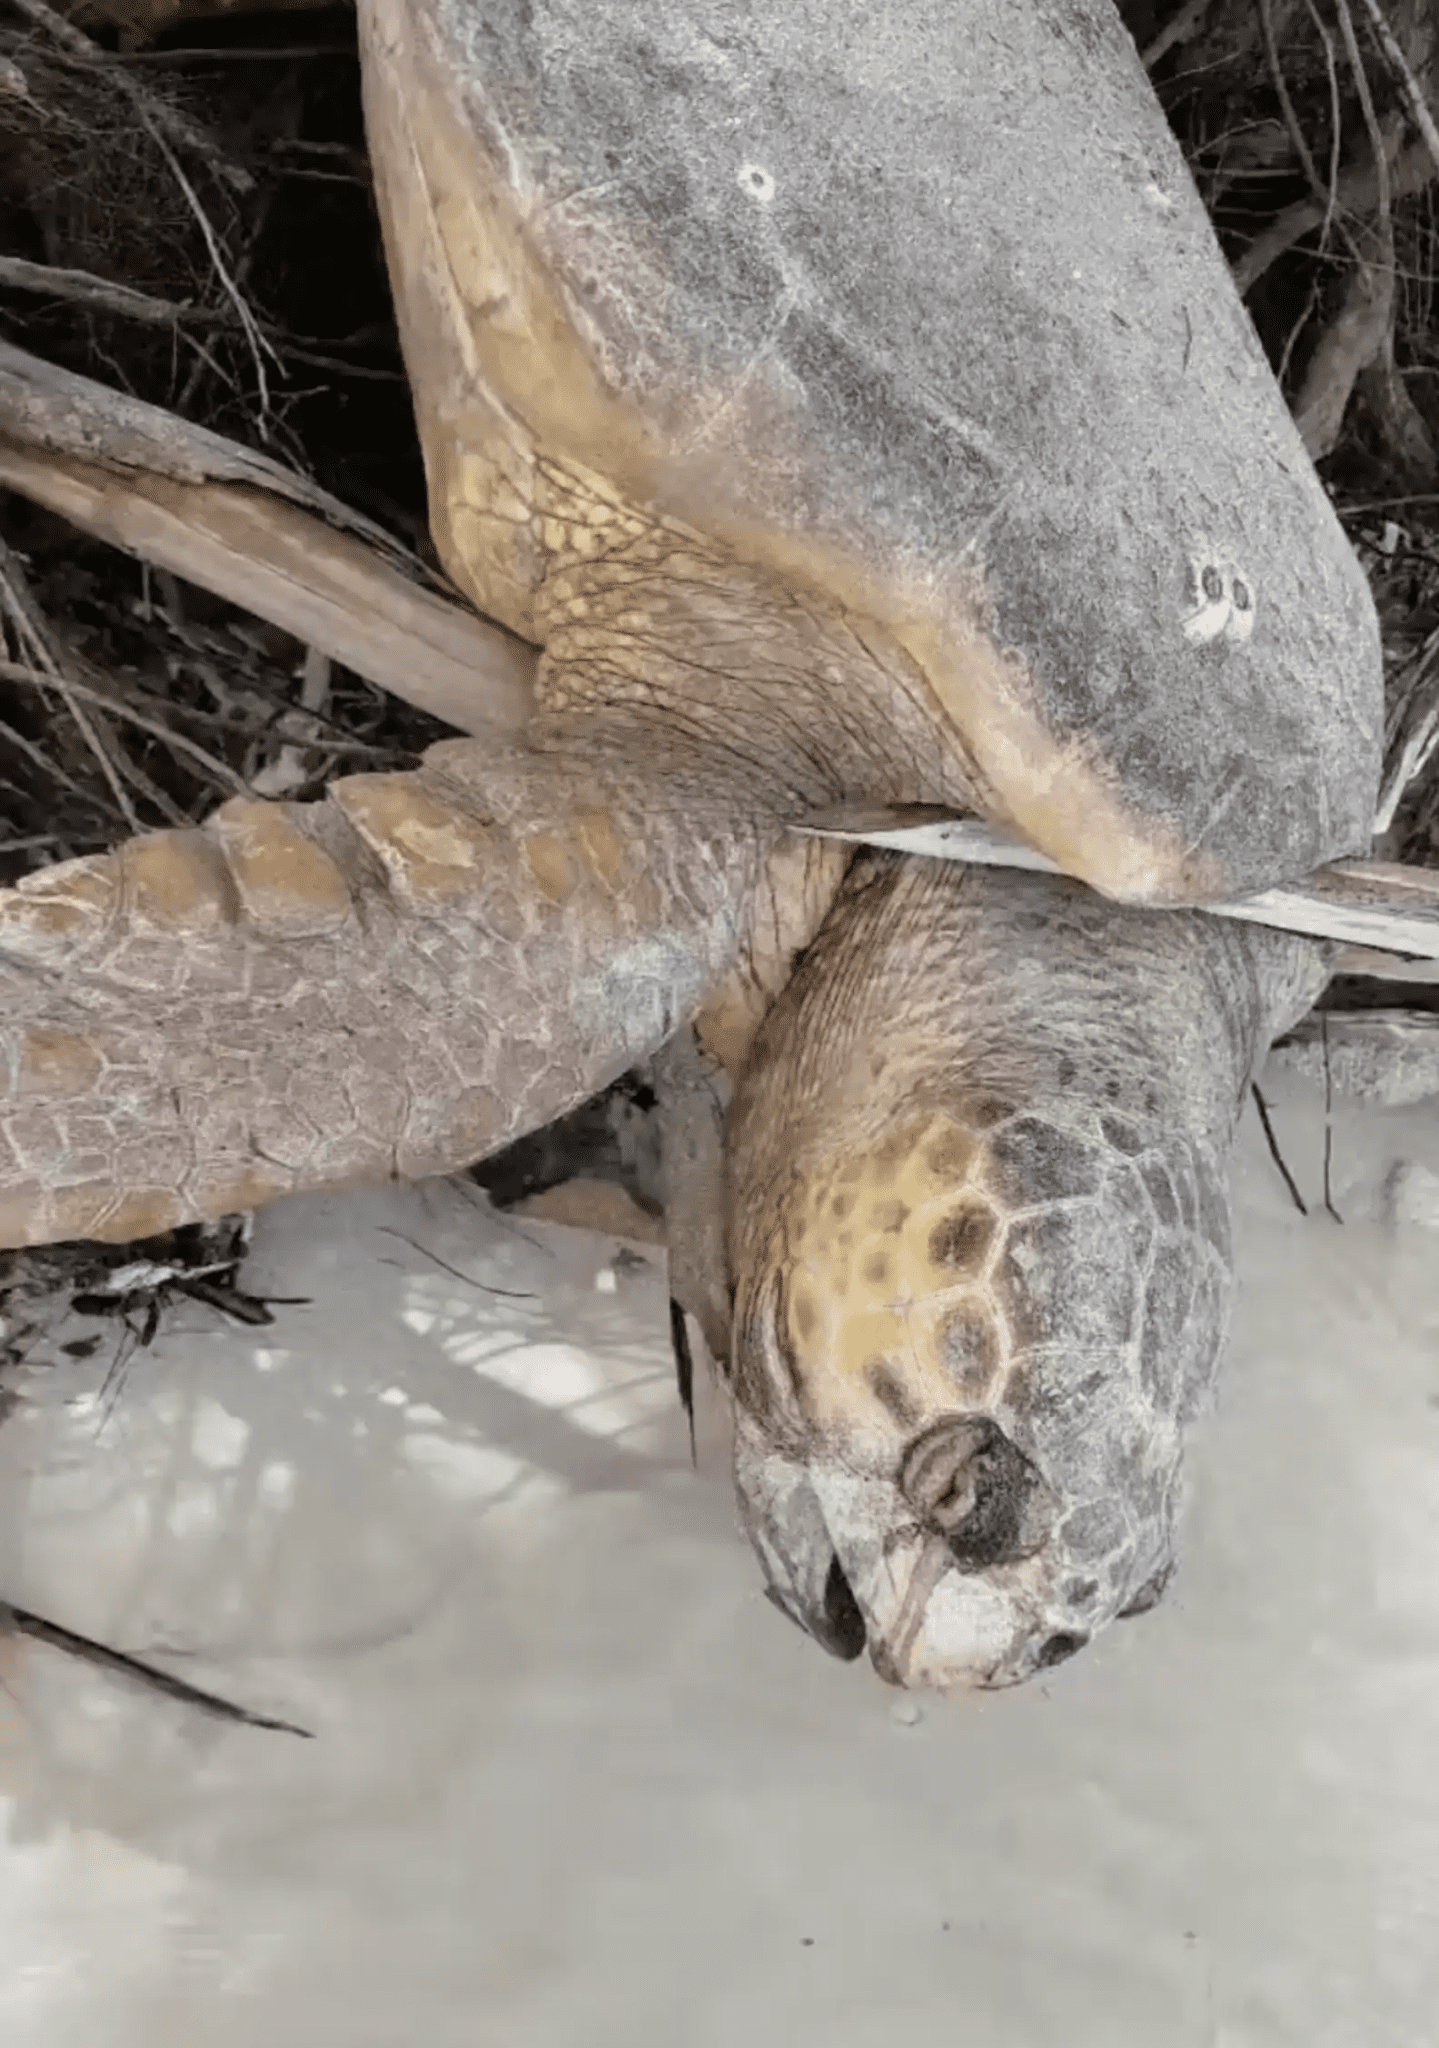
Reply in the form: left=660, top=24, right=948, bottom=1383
left=897, top=1415, right=1057, bottom=1569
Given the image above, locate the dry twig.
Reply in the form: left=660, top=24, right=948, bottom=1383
left=1, top=1601, right=309, bottom=1737
left=1260, top=0, right=1347, bottom=235
left=1234, top=134, right=1437, bottom=293
left=1375, top=625, right=1439, bottom=832
left=0, top=536, right=141, bottom=832
left=118, top=44, right=355, bottom=65
left=7, top=0, right=253, bottom=195
left=134, top=121, right=280, bottom=426
left=1336, top=0, right=1395, bottom=241
left=1251, top=1084, right=1309, bottom=1215
left=0, top=659, right=251, bottom=797
left=0, top=713, right=118, bottom=817
left=1142, top=0, right=1213, bottom=71
left=1303, top=0, right=1345, bottom=257
left=0, top=253, right=231, bottom=329
left=1357, top=0, right=1439, bottom=176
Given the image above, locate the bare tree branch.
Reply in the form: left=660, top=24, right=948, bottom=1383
left=0, top=660, right=252, bottom=798
left=8, top=0, right=253, bottom=195
left=1357, top=0, right=1439, bottom=176
left=0, top=536, right=142, bottom=832
left=0, top=253, right=230, bottom=328
left=1142, top=0, right=1212, bottom=70
left=1233, top=134, right=1435, bottom=293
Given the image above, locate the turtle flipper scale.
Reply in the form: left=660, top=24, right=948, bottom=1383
left=0, top=737, right=758, bottom=1250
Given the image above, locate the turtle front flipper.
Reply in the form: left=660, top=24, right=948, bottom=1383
left=0, top=737, right=760, bottom=1250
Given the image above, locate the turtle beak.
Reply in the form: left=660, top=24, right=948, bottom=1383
left=733, top=1424, right=867, bottom=1661
left=733, top=1414, right=1088, bottom=1690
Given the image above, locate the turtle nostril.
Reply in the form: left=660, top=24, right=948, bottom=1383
left=1036, top=1630, right=1089, bottom=1668
left=898, top=1415, right=1057, bottom=1570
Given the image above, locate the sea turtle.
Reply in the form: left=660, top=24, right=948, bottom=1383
left=0, top=0, right=1382, bottom=1690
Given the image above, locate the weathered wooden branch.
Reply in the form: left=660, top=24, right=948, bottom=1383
left=0, top=343, right=419, bottom=566
left=0, top=441, right=537, bottom=736
left=0, top=344, right=537, bottom=736
left=0, top=254, right=233, bottom=328
left=797, top=807, right=1439, bottom=961
left=1291, top=248, right=1394, bottom=462
left=1141, top=0, right=1212, bottom=71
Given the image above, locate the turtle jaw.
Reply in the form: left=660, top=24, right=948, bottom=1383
left=732, top=1412, right=1122, bottom=1692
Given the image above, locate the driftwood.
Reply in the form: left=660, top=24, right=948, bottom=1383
left=0, top=254, right=240, bottom=329
left=0, top=343, right=537, bottom=736
left=1357, top=0, right=1439, bottom=180
left=0, top=342, right=423, bottom=551
left=798, top=807, right=1439, bottom=962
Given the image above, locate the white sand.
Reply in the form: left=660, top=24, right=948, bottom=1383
left=0, top=1059, right=1435, bottom=2047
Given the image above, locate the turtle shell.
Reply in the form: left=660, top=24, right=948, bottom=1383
left=361, top=0, right=1381, bottom=904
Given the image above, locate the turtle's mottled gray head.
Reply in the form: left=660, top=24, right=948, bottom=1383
left=721, top=860, right=1314, bottom=1693
left=728, top=1100, right=1230, bottom=1691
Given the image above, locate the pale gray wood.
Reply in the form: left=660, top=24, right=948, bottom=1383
left=797, top=806, right=1439, bottom=959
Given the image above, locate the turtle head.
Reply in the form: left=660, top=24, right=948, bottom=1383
left=729, top=1102, right=1230, bottom=1691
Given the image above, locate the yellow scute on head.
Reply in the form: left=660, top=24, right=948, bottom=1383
left=782, top=1113, right=1009, bottom=1433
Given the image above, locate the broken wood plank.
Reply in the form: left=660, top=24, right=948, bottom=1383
left=1329, top=946, right=1439, bottom=984
left=794, top=806, right=1439, bottom=961
left=0, top=339, right=434, bottom=575
left=0, top=439, right=537, bottom=739
left=0, top=342, right=539, bottom=734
